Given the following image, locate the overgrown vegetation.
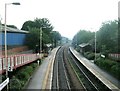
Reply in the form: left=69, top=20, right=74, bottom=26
left=72, top=20, right=118, bottom=54
left=72, top=30, right=94, bottom=48
left=72, top=20, right=119, bottom=80
left=94, top=58, right=120, bottom=80
left=84, top=52, right=95, bottom=60
left=82, top=51, right=120, bottom=80
left=0, top=62, right=38, bottom=91
left=84, top=52, right=101, bottom=60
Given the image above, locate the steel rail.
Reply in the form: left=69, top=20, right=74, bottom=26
left=56, top=55, right=59, bottom=89
left=69, top=49, right=100, bottom=91
left=53, top=46, right=71, bottom=90
left=69, top=47, right=117, bottom=91
left=62, top=49, right=71, bottom=90
left=66, top=49, right=87, bottom=90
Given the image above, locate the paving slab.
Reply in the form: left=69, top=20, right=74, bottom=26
left=25, top=57, right=50, bottom=89
left=24, top=47, right=59, bottom=90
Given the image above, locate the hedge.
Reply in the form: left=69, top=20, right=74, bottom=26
left=95, top=58, right=120, bottom=80
left=9, top=62, right=38, bottom=90
left=9, top=76, right=21, bottom=91
left=84, top=52, right=95, bottom=60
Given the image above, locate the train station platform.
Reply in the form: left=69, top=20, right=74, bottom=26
left=70, top=47, right=120, bottom=91
left=24, top=47, right=59, bottom=90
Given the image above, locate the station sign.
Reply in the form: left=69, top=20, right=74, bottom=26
left=8, top=66, right=13, bottom=72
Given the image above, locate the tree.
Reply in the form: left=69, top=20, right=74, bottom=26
left=25, top=28, right=40, bottom=49
left=97, top=20, right=118, bottom=53
left=72, top=20, right=118, bottom=54
left=51, top=31, right=61, bottom=47
left=118, top=18, right=120, bottom=53
left=21, top=20, right=35, bottom=31
left=34, top=18, right=53, bottom=33
left=72, top=30, right=94, bottom=47
left=23, top=18, right=61, bottom=50
left=21, top=18, right=53, bottom=32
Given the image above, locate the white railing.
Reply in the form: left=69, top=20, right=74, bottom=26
left=0, top=53, right=40, bottom=74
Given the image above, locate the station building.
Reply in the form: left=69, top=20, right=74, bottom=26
left=0, top=26, right=28, bottom=46
left=0, top=26, right=29, bottom=52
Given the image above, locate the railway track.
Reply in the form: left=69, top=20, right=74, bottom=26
left=63, top=45, right=86, bottom=90
left=52, top=45, right=86, bottom=90
left=52, top=45, right=112, bottom=90
left=68, top=48, right=110, bottom=91
left=52, top=46, right=71, bottom=90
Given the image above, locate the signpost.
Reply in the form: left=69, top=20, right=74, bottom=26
left=8, top=66, right=13, bottom=72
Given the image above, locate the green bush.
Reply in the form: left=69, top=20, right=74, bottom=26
left=9, top=62, right=39, bottom=90
left=24, top=66, right=33, bottom=76
left=31, top=63, right=38, bottom=69
left=84, top=52, right=90, bottom=55
left=84, top=52, right=95, bottom=60
left=0, top=75, right=6, bottom=83
left=111, top=64, right=120, bottom=79
left=17, top=70, right=29, bottom=81
left=20, top=80, right=25, bottom=87
left=9, top=76, right=21, bottom=91
left=87, top=53, right=95, bottom=60
left=95, top=58, right=120, bottom=80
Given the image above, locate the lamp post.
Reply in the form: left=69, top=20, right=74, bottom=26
left=39, top=27, right=47, bottom=59
left=76, top=34, right=78, bottom=48
left=40, top=27, right=42, bottom=56
left=4, top=2, right=20, bottom=90
left=95, top=31, right=96, bottom=61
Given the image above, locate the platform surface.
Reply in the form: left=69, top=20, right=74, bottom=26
left=70, top=47, right=120, bottom=90
left=25, top=47, right=59, bottom=90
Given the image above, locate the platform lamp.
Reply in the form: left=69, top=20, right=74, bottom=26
left=4, top=2, right=20, bottom=90
left=39, top=27, right=46, bottom=59
left=95, top=31, right=96, bottom=61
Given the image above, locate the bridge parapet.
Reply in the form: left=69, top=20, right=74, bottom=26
left=0, top=53, right=42, bottom=74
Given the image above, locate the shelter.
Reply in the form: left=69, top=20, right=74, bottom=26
left=79, top=43, right=92, bottom=54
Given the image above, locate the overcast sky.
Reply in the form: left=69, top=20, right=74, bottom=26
left=0, top=0, right=119, bottom=39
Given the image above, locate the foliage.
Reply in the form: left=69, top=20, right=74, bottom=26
left=96, top=20, right=118, bottom=53
left=25, top=66, right=33, bottom=76
left=9, top=76, right=21, bottom=91
left=25, top=28, right=40, bottom=49
left=16, top=66, right=33, bottom=82
left=50, top=31, right=61, bottom=47
left=72, top=20, right=119, bottom=80
left=1, top=63, right=38, bottom=91
left=95, top=58, right=120, bottom=79
left=22, top=18, right=61, bottom=49
left=118, top=19, right=120, bottom=53
left=72, top=20, right=118, bottom=54
left=21, top=18, right=53, bottom=31
left=31, top=63, right=38, bottom=69
left=111, top=64, right=120, bottom=79
left=21, top=20, right=35, bottom=31
left=17, top=70, right=29, bottom=81
left=72, top=30, right=94, bottom=48
left=84, top=52, right=95, bottom=60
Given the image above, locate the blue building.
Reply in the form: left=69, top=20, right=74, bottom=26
left=0, top=26, right=28, bottom=46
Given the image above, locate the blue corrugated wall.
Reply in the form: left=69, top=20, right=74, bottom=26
left=0, top=32, right=26, bottom=45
